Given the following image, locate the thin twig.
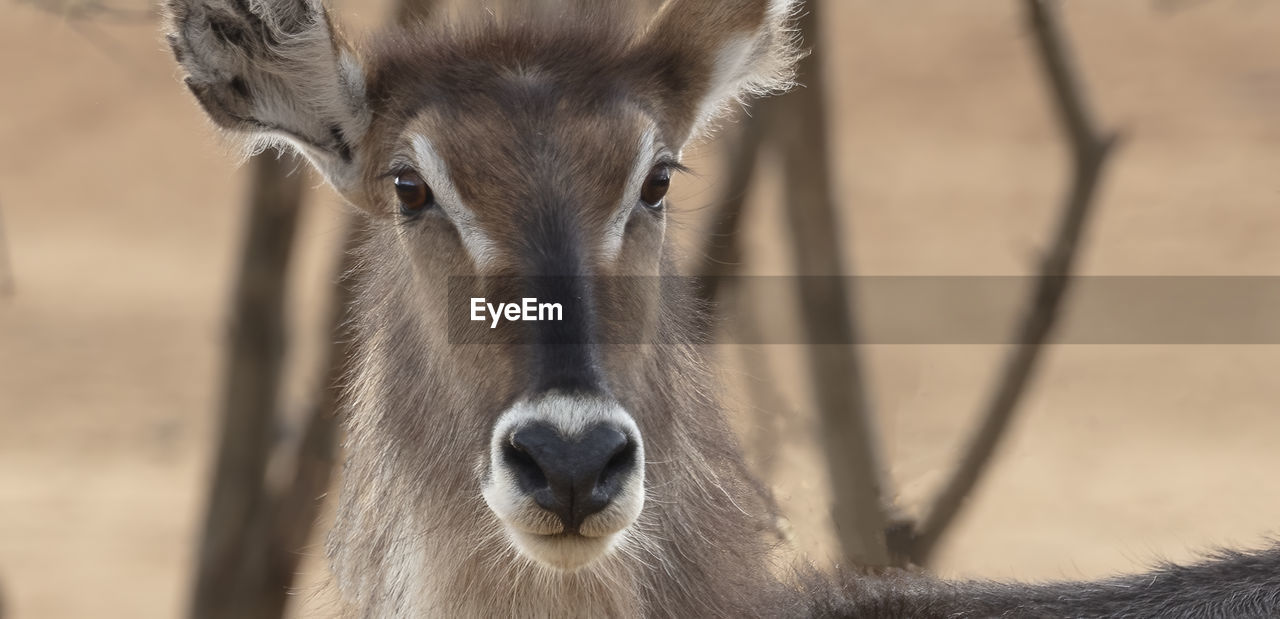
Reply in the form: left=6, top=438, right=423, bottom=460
left=906, top=0, right=1119, bottom=565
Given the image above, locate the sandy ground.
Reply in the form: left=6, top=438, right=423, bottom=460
left=1, top=1, right=1279, bottom=617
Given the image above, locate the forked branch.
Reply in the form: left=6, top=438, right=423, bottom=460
left=906, top=0, right=1120, bottom=565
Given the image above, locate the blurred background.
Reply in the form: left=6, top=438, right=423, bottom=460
left=2, top=0, right=1279, bottom=617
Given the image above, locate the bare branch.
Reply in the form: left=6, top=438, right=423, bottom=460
left=394, top=0, right=441, bottom=28
left=732, top=303, right=790, bottom=482
left=190, top=150, right=306, bottom=619
left=770, top=0, right=896, bottom=567
left=693, top=111, right=769, bottom=310
left=907, top=0, right=1120, bottom=565
left=265, top=217, right=359, bottom=614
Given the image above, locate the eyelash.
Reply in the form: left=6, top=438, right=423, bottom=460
left=653, top=153, right=690, bottom=174
left=381, top=164, right=412, bottom=180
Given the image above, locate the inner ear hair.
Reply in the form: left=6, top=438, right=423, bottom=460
left=165, top=0, right=369, bottom=190
left=635, top=0, right=801, bottom=149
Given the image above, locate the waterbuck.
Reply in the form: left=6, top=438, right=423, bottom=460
left=164, top=0, right=1280, bottom=615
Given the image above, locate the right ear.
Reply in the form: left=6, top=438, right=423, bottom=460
left=165, top=0, right=369, bottom=196
left=632, top=0, right=800, bottom=151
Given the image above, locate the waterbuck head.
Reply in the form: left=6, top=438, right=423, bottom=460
left=167, top=0, right=799, bottom=605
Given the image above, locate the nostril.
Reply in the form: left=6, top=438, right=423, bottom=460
left=503, top=439, right=548, bottom=493
left=598, top=438, right=637, bottom=492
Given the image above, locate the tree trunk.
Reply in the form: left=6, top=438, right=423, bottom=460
left=190, top=150, right=305, bottom=619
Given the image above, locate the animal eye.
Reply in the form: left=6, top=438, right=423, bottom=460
left=639, top=164, right=671, bottom=208
left=394, top=170, right=434, bottom=215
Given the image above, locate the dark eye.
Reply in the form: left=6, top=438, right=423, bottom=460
left=394, top=170, right=434, bottom=215
left=640, top=164, right=671, bottom=208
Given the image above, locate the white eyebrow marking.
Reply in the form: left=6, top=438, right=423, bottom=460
left=601, top=125, right=659, bottom=262
left=408, top=134, right=498, bottom=269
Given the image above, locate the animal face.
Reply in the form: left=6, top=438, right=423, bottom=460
left=167, top=0, right=798, bottom=573
left=371, top=54, right=670, bottom=569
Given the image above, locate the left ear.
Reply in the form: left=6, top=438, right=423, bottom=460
left=165, top=0, right=369, bottom=197
left=631, top=0, right=801, bottom=150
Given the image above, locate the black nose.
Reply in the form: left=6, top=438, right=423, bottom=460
left=503, top=422, right=637, bottom=532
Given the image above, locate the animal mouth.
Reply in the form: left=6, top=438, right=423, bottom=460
left=507, top=527, right=626, bottom=572
left=492, top=494, right=639, bottom=571
left=543, top=531, right=604, bottom=539
left=517, top=521, right=622, bottom=542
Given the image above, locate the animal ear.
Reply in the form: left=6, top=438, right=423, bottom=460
left=165, top=0, right=369, bottom=194
left=633, top=0, right=801, bottom=149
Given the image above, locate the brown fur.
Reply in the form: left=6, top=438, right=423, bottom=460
left=165, top=1, right=1280, bottom=616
